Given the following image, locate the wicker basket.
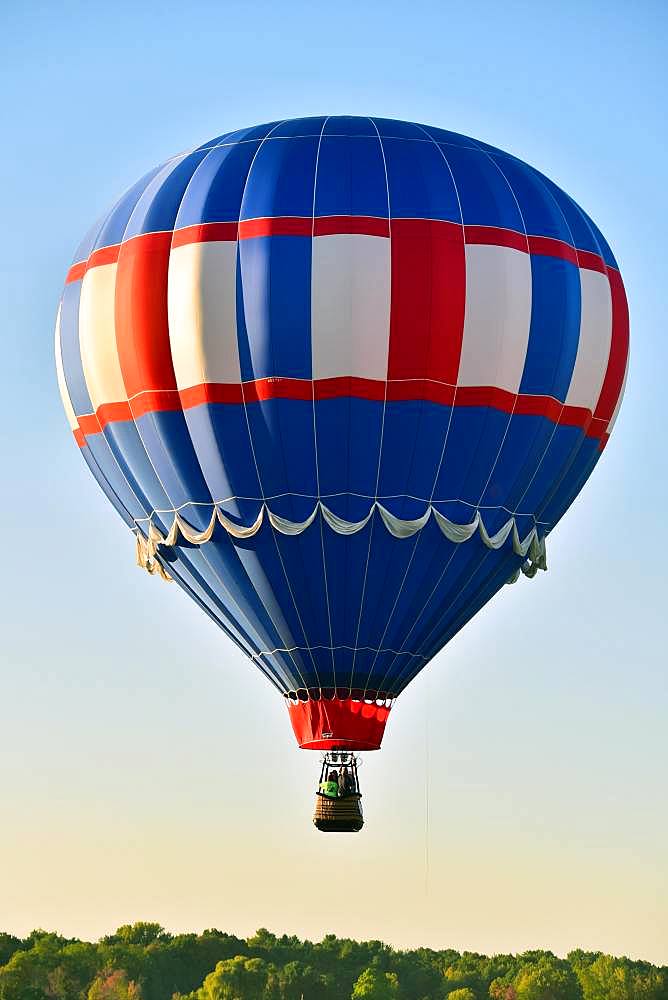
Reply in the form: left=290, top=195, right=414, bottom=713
left=313, top=793, right=364, bottom=833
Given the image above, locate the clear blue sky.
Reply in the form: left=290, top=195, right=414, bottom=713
left=1, top=0, right=666, bottom=965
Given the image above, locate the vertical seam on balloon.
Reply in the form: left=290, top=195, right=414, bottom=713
left=508, top=175, right=582, bottom=517
left=310, top=115, right=337, bottom=688
left=348, top=116, right=391, bottom=697
left=466, top=149, right=530, bottom=508
left=342, top=128, right=356, bottom=687
left=366, top=125, right=467, bottom=698
left=370, top=120, right=392, bottom=503
left=236, top=120, right=320, bottom=693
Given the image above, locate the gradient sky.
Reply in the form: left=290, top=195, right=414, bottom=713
left=1, top=0, right=666, bottom=967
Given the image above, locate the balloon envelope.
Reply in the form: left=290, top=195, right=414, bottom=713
left=56, top=117, right=628, bottom=749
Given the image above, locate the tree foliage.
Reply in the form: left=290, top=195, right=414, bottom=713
left=571, top=952, right=667, bottom=1000
left=88, top=968, right=143, bottom=999
left=512, top=955, right=582, bottom=1000
left=351, top=966, right=400, bottom=999
left=0, top=923, right=665, bottom=1000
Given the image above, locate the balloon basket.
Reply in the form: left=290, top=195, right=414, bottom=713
left=313, top=792, right=364, bottom=833
left=313, top=751, right=364, bottom=833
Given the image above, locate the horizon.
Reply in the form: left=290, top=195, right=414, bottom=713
left=3, top=925, right=663, bottom=999
left=2, top=922, right=665, bottom=965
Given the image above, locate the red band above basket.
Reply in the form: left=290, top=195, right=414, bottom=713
left=287, top=696, right=391, bottom=750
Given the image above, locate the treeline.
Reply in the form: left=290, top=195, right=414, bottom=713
left=0, top=924, right=666, bottom=999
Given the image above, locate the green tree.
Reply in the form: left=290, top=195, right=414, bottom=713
left=392, top=949, right=443, bottom=1000
left=195, top=955, right=269, bottom=1000
left=444, top=954, right=493, bottom=997
left=105, top=924, right=171, bottom=948
left=247, top=929, right=279, bottom=953
left=448, top=989, right=478, bottom=1000
left=46, top=941, right=103, bottom=999
left=513, top=956, right=582, bottom=1000
left=0, top=933, right=66, bottom=1000
left=351, top=966, right=399, bottom=999
left=575, top=954, right=668, bottom=1000
left=136, top=931, right=246, bottom=1000
left=277, top=959, right=327, bottom=1000
left=0, top=933, right=24, bottom=967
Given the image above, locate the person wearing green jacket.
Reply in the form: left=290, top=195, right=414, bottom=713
left=319, top=769, right=340, bottom=798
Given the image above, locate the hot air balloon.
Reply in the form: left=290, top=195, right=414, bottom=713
left=55, top=116, right=628, bottom=832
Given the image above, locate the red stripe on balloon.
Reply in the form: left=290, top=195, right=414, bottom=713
left=179, top=382, right=245, bottom=407
left=172, top=222, right=238, bottom=247
left=313, top=215, right=390, bottom=237
left=455, top=385, right=517, bottom=413
left=129, top=389, right=183, bottom=419
left=65, top=260, right=87, bottom=283
left=558, top=404, right=594, bottom=428
left=89, top=244, right=121, bottom=269
left=388, top=218, right=466, bottom=386
left=67, top=218, right=612, bottom=284
left=527, top=235, right=579, bottom=266
left=96, top=400, right=133, bottom=428
left=386, top=379, right=456, bottom=405
left=593, top=268, right=629, bottom=424
left=242, top=377, right=314, bottom=403
left=576, top=249, right=608, bottom=274
left=464, top=225, right=527, bottom=253
left=114, top=231, right=177, bottom=400
left=239, top=217, right=312, bottom=239
left=77, top=412, right=102, bottom=436
left=314, top=376, right=387, bottom=401
left=586, top=416, right=609, bottom=440
left=73, top=381, right=603, bottom=446
left=513, top=394, right=563, bottom=422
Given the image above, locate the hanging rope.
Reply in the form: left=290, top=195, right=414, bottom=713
left=424, top=671, right=431, bottom=898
